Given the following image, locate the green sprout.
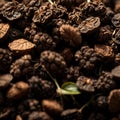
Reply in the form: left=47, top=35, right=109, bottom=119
left=48, top=0, right=55, bottom=4
left=87, top=0, right=91, bottom=2
left=76, top=93, right=102, bottom=113
left=42, top=65, right=102, bottom=113
left=42, top=65, right=81, bottom=95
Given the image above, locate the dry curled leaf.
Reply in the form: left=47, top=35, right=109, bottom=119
left=2, top=2, right=24, bottom=21
left=42, top=99, right=63, bottom=116
left=8, top=38, right=35, bottom=54
left=0, top=74, right=13, bottom=89
left=0, top=107, right=13, bottom=119
left=16, top=115, right=23, bottom=120
left=6, top=81, right=30, bottom=100
left=60, top=24, right=82, bottom=47
left=78, top=16, right=100, bottom=34
left=32, top=3, right=53, bottom=24
left=108, top=89, right=120, bottom=113
left=111, top=65, right=120, bottom=79
left=94, top=44, right=114, bottom=59
left=112, top=13, right=120, bottom=28
left=0, top=23, right=10, bottom=41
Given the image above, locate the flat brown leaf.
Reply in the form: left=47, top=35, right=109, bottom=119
left=0, top=23, right=10, bottom=39
left=8, top=38, right=35, bottom=53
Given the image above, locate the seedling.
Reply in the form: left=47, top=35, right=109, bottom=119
left=42, top=65, right=101, bottom=113
left=48, top=0, right=55, bottom=4
left=42, top=65, right=81, bottom=95
left=87, top=0, right=91, bottom=2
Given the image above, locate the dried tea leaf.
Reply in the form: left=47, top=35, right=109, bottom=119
left=78, top=16, right=100, bottom=34
left=76, top=76, right=95, bottom=93
left=61, top=108, right=82, bottom=120
left=2, top=2, right=23, bottom=21
left=0, top=107, right=13, bottom=119
left=8, top=38, right=35, bottom=54
left=32, top=3, right=53, bottom=24
left=112, top=13, right=120, bottom=28
left=111, top=65, right=120, bottom=79
left=60, top=24, right=82, bottom=47
left=16, top=115, right=23, bottom=120
left=112, top=28, right=120, bottom=45
left=6, top=81, right=30, bottom=100
left=108, top=89, right=120, bottom=113
left=0, top=23, right=10, bottom=40
left=0, top=74, right=13, bottom=89
left=28, top=111, right=53, bottom=120
left=42, top=99, right=63, bottom=116
left=94, top=44, right=114, bottom=58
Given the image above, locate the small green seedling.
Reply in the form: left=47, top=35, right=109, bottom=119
left=42, top=65, right=81, bottom=95
left=42, top=65, right=101, bottom=113
left=48, top=0, right=55, bottom=4
left=87, top=0, right=91, bottom=3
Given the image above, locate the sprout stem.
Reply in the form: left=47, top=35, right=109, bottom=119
left=48, top=0, right=54, bottom=4
left=78, top=96, right=93, bottom=112
left=42, top=65, right=81, bottom=95
left=78, top=94, right=102, bottom=112
left=87, top=0, right=91, bottom=2
left=42, top=65, right=61, bottom=89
